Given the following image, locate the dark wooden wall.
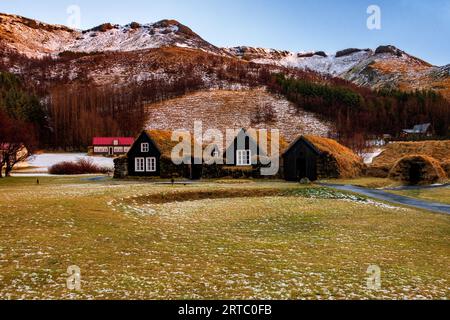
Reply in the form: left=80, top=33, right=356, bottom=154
left=283, top=139, right=319, bottom=181
left=127, top=132, right=161, bottom=177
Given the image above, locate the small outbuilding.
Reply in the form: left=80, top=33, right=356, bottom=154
left=282, top=135, right=364, bottom=181
left=91, top=137, right=134, bottom=156
left=388, top=155, right=447, bottom=185
left=369, top=140, right=450, bottom=178
left=401, top=123, right=433, bottom=138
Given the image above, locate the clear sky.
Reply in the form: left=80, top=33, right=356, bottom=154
left=1, top=0, right=449, bottom=65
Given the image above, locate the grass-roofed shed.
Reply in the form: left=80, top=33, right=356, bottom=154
left=282, top=135, right=364, bottom=181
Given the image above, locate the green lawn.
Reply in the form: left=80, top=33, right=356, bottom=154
left=0, top=177, right=448, bottom=300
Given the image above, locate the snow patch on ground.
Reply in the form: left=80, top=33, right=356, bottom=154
left=362, top=149, right=383, bottom=165
left=19, top=153, right=114, bottom=173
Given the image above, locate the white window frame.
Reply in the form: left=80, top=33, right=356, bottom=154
left=135, top=157, right=145, bottom=172
left=236, top=150, right=251, bottom=166
left=146, top=157, right=157, bottom=172
left=141, top=143, right=150, bottom=153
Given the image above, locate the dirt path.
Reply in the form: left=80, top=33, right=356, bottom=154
left=321, top=184, right=450, bottom=215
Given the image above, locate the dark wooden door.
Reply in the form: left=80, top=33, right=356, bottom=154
left=296, top=157, right=317, bottom=181
left=409, top=162, right=422, bottom=185
left=296, top=158, right=306, bottom=180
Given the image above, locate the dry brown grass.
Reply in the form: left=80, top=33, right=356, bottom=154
left=388, top=155, right=447, bottom=185
left=145, top=129, right=201, bottom=160
left=303, top=135, right=364, bottom=178
left=372, top=141, right=450, bottom=176
left=372, top=59, right=431, bottom=75
left=442, top=160, right=450, bottom=177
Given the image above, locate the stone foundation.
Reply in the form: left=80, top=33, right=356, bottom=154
left=113, top=157, right=128, bottom=179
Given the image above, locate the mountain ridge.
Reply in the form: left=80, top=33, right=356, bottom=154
left=0, top=12, right=449, bottom=99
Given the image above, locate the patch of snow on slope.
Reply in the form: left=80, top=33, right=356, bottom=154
left=362, top=149, right=383, bottom=165
left=253, top=50, right=372, bottom=76
left=67, top=24, right=169, bottom=53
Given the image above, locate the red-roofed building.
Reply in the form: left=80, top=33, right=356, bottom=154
left=92, top=137, right=134, bottom=156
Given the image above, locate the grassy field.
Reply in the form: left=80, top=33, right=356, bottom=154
left=321, top=177, right=402, bottom=189
left=387, top=187, right=450, bottom=205
left=0, top=177, right=449, bottom=300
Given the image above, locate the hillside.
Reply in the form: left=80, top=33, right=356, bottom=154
left=145, top=89, right=333, bottom=142
left=227, top=46, right=450, bottom=100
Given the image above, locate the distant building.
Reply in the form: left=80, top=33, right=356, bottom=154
left=91, top=137, right=134, bottom=156
left=402, top=123, right=433, bottom=138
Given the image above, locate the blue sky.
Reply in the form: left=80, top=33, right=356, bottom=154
left=1, top=0, right=449, bottom=65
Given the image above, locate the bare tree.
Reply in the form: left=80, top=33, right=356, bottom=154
left=0, top=110, right=36, bottom=177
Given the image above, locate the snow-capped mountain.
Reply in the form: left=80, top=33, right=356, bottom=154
left=0, top=13, right=221, bottom=58
left=0, top=13, right=449, bottom=99
left=225, top=45, right=450, bottom=98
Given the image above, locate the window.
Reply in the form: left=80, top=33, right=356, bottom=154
left=113, top=140, right=119, bottom=146
left=94, top=146, right=108, bottom=153
left=141, top=143, right=150, bottom=152
left=146, top=157, right=156, bottom=172
left=212, top=148, right=220, bottom=158
left=135, top=158, right=145, bottom=172
left=236, top=150, right=251, bottom=166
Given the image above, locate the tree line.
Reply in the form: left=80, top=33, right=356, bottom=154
left=266, top=74, right=450, bottom=147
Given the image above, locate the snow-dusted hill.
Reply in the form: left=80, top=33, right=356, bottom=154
left=0, top=13, right=221, bottom=58
left=225, top=45, right=450, bottom=99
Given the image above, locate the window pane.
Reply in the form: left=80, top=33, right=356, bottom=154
left=237, top=150, right=251, bottom=166
left=146, top=157, right=156, bottom=172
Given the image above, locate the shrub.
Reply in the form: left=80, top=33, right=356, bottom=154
left=49, top=158, right=110, bottom=175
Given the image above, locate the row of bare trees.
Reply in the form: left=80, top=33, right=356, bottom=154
left=45, top=74, right=205, bottom=149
